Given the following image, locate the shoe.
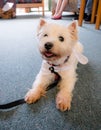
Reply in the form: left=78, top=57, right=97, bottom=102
left=84, top=14, right=91, bottom=23
left=74, top=14, right=79, bottom=20
left=51, top=15, right=62, bottom=20
left=74, top=13, right=88, bottom=20
left=84, top=13, right=87, bottom=19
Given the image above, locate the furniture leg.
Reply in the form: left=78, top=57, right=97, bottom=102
left=42, top=1, right=44, bottom=16
left=78, top=0, right=86, bottom=26
left=95, top=0, right=101, bottom=29
left=91, top=0, right=98, bottom=24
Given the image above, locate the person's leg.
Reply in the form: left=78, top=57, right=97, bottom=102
left=84, top=0, right=93, bottom=22
left=55, top=0, right=68, bottom=16
left=52, top=0, right=68, bottom=19
left=77, top=0, right=81, bottom=9
left=54, top=0, right=63, bottom=16
left=57, top=0, right=68, bottom=16
left=85, top=0, right=93, bottom=15
left=73, top=0, right=81, bottom=20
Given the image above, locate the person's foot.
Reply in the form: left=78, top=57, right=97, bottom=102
left=84, top=14, right=91, bottom=23
left=74, top=14, right=79, bottom=20
left=84, top=13, right=87, bottom=19
left=74, top=13, right=88, bottom=20
left=51, top=14, right=62, bottom=20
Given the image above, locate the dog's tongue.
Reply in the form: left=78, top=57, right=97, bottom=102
left=45, top=52, right=53, bottom=57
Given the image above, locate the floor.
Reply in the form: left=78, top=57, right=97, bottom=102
left=0, top=11, right=101, bottom=130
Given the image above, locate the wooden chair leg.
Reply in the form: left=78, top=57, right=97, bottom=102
left=42, top=6, right=44, bottom=16
left=25, top=8, right=31, bottom=13
left=95, top=0, right=101, bottom=29
left=91, top=0, right=98, bottom=24
left=0, top=8, right=2, bottom=17
left=78, top=0, right=86, bottom=26
left=42, top=0, right=44, bottom=17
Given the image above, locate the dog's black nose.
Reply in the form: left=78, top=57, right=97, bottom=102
left=45, top=42, right=53, bottom=50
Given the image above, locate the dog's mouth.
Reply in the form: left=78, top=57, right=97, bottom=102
left=43, top=51, right=57, bottom=58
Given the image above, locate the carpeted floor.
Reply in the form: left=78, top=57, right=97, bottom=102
left=0, top=13, right=101, bottom=130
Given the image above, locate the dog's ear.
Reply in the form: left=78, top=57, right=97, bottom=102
left=73, top=48, right=88, bottom=65
left=68, top=20, right=78, bottom=31
left=39, top=18, right=47, bottom=27
left=37, top=18, right=47, bottom=31
left=67, top=21, right=78, bottom=40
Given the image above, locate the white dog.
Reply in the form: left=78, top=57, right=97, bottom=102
left=25, top=19, right=88, bottom=111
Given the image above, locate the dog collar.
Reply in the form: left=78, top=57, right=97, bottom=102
left=47, top=56, right=69, bottom=67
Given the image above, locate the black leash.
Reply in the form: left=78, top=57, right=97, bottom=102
left=0, top=99, right=26, bottom=109
left=0, top=66, right=61, bottom=110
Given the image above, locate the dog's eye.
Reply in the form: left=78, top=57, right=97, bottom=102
left=44, top=34, right=48, bottom=37
left=59, top=36, right=64, bottom=42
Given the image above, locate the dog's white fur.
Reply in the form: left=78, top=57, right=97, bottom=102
left=25, top=19, right=88, bottom=111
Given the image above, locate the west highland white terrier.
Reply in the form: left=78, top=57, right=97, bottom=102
left=25, top=19, right=88, bottom=111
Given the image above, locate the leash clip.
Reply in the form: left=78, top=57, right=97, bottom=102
left=49, top=66, right=55, bottom=73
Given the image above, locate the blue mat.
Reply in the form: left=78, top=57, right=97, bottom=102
left=0, top=17, right=101, bottom=130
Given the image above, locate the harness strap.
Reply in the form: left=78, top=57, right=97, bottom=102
left=46, top=66, right=61, bottom=91
left=0, top=66, right=61, bottom=110
left=47, top=56, right=69, bottom=67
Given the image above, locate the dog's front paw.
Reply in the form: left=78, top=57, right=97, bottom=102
left=56, top=91, right=72, bottom=111
left=25, top=88, right=45, bottom=104
left=25, top=89, right=40, bottom=104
